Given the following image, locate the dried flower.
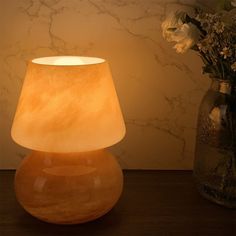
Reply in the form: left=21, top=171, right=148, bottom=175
left=231, top=62, right=236, bottom=71
left=220, top=47, right=232, bottom=59
left=197, top=40, right=210, bottom=53
left=199, top=14, right=214, bottom=32
left=162, top=3, right=236, bottom=80
left=213, top=21, right=225, bottom=33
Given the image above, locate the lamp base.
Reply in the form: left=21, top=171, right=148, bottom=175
left=14, top=149, right=123, bottom=224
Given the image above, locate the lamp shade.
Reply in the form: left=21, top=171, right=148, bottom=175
left=11, top=56, right=126, bottom=153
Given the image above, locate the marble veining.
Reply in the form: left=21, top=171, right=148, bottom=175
left=15, top=150, right=123, bottom=224
left=0, top=0, right=210, bottom=169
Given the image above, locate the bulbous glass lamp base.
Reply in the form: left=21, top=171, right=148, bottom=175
left=14, top=149, right=123, bottom=224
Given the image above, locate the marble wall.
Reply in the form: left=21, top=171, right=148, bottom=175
left=0, top=0, right=211, bottom=169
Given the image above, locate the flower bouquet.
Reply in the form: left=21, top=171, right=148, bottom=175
left=162, top=0, right=236, bottom=80
left=162, top=0, right=236, bottom=208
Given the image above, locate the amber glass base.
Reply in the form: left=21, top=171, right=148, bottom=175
left=14, top=150, right=123, bottom=224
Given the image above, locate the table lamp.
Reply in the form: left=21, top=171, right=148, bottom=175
left=11, top=56, right=126, bottom=224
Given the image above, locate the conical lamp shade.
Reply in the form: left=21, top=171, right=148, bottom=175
left=11, top=56, right=126, bottom=153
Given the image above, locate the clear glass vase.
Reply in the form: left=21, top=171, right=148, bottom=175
left=194, top=79, right=236, bottom=208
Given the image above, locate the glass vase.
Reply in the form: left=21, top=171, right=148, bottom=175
left=194, top=79, right=236, bottom=208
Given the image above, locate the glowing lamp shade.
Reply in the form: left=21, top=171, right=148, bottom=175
left=12, top=56, right=126, bottom=224
left=11, top=56, right=126, bottom=153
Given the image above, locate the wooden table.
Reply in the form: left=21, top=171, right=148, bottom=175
left=0, top=170, right=235, bottom=236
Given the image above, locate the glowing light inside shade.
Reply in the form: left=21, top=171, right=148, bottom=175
left=53, top=57, right=84, bottom=65
left=32, top=56, right=105, bottom=66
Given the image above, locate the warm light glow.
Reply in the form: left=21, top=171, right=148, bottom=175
left=32, top=56, right=105, bottom=66
left=11, top=56, right=126, bottom=153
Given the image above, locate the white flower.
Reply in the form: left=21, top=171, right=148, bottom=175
left=232, top=0, right=236, bottom=7
left=162, top=12, right=200, bottom=53
left=172, top=23, right=199, bottom=53
left=162, top=11, right=186, bottom=42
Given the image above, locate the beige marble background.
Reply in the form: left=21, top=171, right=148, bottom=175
left=0, top=0, right=211, bottom=169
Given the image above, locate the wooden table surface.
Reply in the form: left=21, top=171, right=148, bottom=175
left=0, top=170, right=235, bottom=236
